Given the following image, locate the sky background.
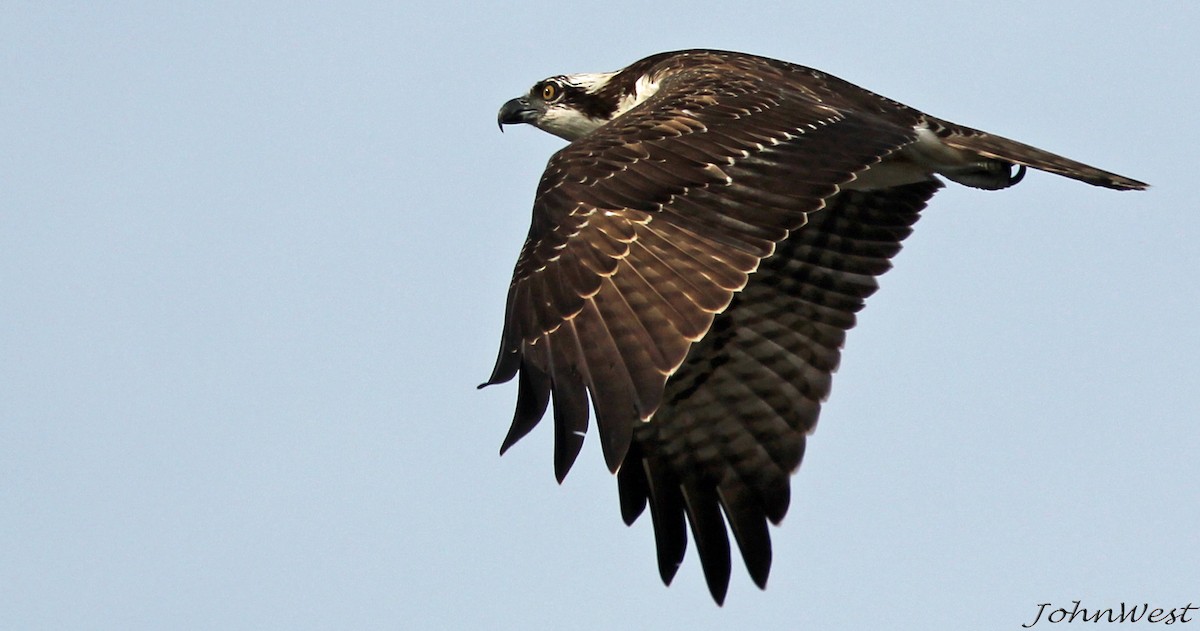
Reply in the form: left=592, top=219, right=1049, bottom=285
left=3, top=2, right=1197, bottom=629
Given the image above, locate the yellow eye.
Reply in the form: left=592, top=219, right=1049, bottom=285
left=541, top=82, right=559, bottom=101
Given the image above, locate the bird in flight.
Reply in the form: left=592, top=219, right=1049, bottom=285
left=481, top=49, right=1146, bottom=604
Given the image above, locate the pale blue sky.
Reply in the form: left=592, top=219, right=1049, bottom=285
left=2, top=2, right=1197, bottom=629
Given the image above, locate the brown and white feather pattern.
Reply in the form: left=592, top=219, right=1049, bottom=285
left=615, top=180, right=939, bottom=598
left=484, top=49, right=1146, bottom=604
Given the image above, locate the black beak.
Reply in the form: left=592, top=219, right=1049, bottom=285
left=497, top=97, right=537, bottom=131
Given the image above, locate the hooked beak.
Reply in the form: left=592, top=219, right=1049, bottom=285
left=497, top=97, right=538, bottom=131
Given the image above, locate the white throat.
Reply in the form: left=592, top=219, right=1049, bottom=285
left=538, top=107, right=607, bottom=141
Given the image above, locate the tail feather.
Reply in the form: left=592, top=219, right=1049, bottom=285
left=936, top=124, right=1148, bottom=191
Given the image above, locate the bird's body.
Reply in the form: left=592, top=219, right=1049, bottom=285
left=483, top=49, right=1146, bottom=603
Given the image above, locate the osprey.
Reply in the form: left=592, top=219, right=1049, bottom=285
left=483, top=49, right=1146, bottom=603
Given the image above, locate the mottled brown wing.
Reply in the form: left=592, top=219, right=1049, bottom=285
left=614, top=180, right=942, bottom=602
left=482, top=56, right=926, bottom=601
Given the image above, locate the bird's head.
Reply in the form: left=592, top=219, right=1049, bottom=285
left=498, top=71, right=659, bottom=142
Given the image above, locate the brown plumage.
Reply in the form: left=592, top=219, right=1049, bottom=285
left=484, top=49, right=1146, bottom=604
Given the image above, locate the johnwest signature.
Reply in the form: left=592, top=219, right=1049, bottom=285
left=1023, top=601, right=1196, bottom=627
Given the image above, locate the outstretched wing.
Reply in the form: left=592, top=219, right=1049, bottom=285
left=615, top=180, right=941, bottom=601
left=483, top=52, right=931, bottom=601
